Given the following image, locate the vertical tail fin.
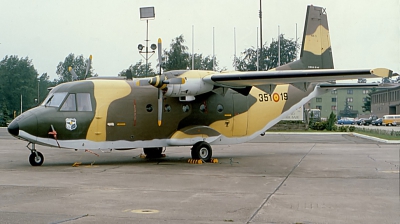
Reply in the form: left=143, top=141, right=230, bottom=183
left=277, top=5, right=334, bottom=70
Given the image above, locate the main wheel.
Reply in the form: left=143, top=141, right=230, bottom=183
left=29, top=152, right=44, bottom=166
left=143, top=147, right=163, bottom=158
left=191, top=141, right=212, bottom=162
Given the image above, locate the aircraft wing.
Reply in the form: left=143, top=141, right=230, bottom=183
left=203, top=68, right=392, bottom=88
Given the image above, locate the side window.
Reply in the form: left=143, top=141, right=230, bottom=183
left=217, top=104, right=224, bottom=113
left=200, top=103, right=207, bottom=113
left=182, top=105, right=190, bottom=112
left=77, top=93, right=92, bottom=111
left=146, top=104, right=153, bottom=112
left=164, top=104, right=171, bottom=112
left=60, top=94, right=76, bottom=111
left=44, top=92, right=67, bottom=107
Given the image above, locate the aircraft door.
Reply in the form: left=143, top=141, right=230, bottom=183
left=232, top=93, right=248, bottom=136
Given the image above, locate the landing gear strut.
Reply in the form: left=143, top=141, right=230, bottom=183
left=191, top=141, right=212, bottom=162
left=27, top=142, right=44, bottom=166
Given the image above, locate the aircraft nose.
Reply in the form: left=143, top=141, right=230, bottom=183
left=7, top=110, right=38, bottom=141
left=7, top=120, right=19, bottom=136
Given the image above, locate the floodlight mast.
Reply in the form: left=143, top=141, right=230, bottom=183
left=139, top=7, right=156, bottom=77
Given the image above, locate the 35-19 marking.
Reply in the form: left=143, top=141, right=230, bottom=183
left=258, top=93, right=288, bottom=102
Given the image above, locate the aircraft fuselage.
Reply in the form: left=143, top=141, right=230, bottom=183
left=9, top=75, right=319, bottom=150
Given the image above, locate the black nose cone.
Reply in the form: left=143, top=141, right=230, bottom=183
left=7, top=121, right=19, bottom=136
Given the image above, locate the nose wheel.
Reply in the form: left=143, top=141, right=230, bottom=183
left=29, top=151, right=44, bottom=166
left=27, top=143, right=44, bottom=166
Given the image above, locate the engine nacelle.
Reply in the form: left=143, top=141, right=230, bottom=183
left=164, top=78, right=214, bottom=100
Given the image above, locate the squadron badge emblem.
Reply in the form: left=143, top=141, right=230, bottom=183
left=65, top=118, right=77, bottom=131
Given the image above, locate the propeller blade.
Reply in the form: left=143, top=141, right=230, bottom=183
left=84, top=55, right=92, bottom=80
left=158, top=38, right=162, bottom=74
left=68, top=67, right=78, bottom=81
left=157, top=88, right=163, bottom=126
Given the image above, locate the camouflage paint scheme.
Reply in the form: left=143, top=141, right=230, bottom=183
left=8, top=5, right=392, bottom=152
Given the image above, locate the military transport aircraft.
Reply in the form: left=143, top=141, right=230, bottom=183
left=7, top=5, right=392, bottom=166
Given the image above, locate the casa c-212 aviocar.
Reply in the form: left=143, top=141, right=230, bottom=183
left=7, top=5, right=392, bottom=166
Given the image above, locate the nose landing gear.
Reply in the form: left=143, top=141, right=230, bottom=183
left=27, top=142, right=44, bottom=166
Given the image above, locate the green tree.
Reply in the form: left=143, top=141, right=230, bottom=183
left=0, top=55, right=38, bottom=116
left=162, top=35, right=220, bottom=71
left=37, top=73, right=57, bottom=104
left=163, top=35, right=190, bottom=71
left=235, top=34, right=299, bottom=71
left=326, top=111, right=337, bottom=131
left=1, top=104, right=9, bottom=126
left=56, top=54, right=92, bottom=83
left=362, top=88, right=376, bottom=112
left=119, top=60, right=155, bottom=77
left=189, top=53, right=218, bottom=70
left=339, top=100, right=358, bottom=118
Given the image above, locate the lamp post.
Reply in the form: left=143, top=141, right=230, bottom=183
left=139, top=7, right=156, bottom=77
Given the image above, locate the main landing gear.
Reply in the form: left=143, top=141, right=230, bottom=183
left=27, top=142, right=44, bottom=166
left=191, top=141, right=212, bottom=162
left=143, top=141, right=213, bottom=162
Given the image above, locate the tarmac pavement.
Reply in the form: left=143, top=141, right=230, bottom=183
left=0, top=128, right=398, bottom=223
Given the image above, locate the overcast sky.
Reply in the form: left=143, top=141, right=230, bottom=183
left=1, top=0, right=399, bottom=80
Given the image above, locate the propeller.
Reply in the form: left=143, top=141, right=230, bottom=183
left=68, top=67, right=78, bottom=81
left=134, top=39, right=185, bottom=126
left=157, top=38, right=163, bottom=126
left=68, top=55, right=92, bottom=81
left=84, top=55, right=92, bottom=80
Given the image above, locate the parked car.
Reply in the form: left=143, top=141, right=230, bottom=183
left=382, top=115, right=400, bottom=126
left=372, top=118, right=383, bottom=126
left=337, top=118, right=355, bottom=125
left=362, top=115, right=378, bottom=126
left=356, top=118, right=365, bottom=125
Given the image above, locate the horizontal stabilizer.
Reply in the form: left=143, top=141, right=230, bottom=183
left=319, top=83, right=380, bottom=89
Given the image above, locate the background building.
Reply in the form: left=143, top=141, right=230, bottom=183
left=371, top=86, right=400, bottom=117
left=308, top=88, right=372, bottom=119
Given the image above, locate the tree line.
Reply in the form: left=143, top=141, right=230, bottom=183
left=0, top=34, right=299, bottom=125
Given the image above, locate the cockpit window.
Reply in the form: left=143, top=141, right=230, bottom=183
left=76, top=93, right=92, bottom=111
left=43, top=92, right=68, bottom=107
left=60, top=93, right=93, bottom=112
left=60, top=94, right=77, bottom=111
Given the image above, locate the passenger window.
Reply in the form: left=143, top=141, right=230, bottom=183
left=146, top=104, right=153, bottom=112
left=200, top=104, right=206, bottom=113
left=217, top=104, right=224, bottom=113
left=77, top=93, right=92, bottom=111
left=60, top=94, right=77, bottom=111
left=182, top=105, right=190, bottom=112
left=164, top=104, right=171, bottom=112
